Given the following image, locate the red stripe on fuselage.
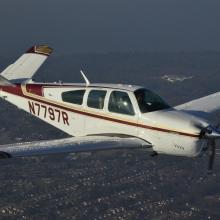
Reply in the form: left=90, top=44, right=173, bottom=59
left=1, top=84, right=23, bottom=96
left=1, top=84, right=200, bottom=138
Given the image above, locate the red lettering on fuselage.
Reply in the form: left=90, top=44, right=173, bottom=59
left=28, top=101, right=69, bottom=126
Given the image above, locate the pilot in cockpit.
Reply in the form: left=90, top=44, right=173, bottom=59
left=135, top=89, right=170, bottom=113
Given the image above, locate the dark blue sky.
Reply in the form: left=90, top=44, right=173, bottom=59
left=0, top=0, right=220, bottom=55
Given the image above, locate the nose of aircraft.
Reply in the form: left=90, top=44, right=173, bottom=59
left=143, top=109, right=219, bottom=172
left=161, top=109, right=220, bottom=172
left=146, top=108, right=209, bottom=135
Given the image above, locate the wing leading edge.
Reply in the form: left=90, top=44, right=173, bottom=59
left=0, top=136, right=152, bottom=159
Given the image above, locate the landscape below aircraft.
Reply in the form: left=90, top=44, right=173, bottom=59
left=0, top=45, right=220, bottom=172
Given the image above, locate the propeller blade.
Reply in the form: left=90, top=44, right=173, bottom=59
left=208, top=139, right=216, bottom=172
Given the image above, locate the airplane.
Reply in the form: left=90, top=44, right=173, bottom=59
left=0, top=45, right=220, bottom=172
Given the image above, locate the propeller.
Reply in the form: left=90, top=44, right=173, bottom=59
left=208, top=139, right=216, bottom=173
left=198, top=125, right=220, bottom=173
left=200, top=126, right=220, bottom=139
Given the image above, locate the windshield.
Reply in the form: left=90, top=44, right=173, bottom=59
left=134, top=89, right=170, bottom=113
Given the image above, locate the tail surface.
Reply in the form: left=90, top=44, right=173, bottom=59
left=0, top=45, right=53, bottom=82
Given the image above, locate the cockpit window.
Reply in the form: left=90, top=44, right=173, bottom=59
left=134, top=89, right=170, bottom=113
left=108, top=91, right=135, bottom=115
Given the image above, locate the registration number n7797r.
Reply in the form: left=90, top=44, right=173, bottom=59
left=28, top=101, right=69, bottom=125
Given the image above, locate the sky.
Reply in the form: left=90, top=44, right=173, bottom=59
left=0, top=0, right=220, bottom=55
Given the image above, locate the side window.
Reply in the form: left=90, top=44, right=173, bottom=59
left=87, top=90, right=107, bottom=109
left=108, top=91, right=135, bottom=115
left=62, top=90, right=85, bottom=105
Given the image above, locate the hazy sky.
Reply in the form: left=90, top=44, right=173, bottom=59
left=0, top=0, right=220, bottom=55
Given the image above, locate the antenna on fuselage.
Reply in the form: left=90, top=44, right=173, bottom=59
left=80, top=70, right=90, bottom=86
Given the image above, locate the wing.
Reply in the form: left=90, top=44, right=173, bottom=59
left=0, top=136, right=152, bottom=159
left=175, top=92, right=220, bottom=123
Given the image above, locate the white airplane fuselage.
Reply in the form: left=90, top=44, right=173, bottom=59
left=0, top=82, right=209, bottom=158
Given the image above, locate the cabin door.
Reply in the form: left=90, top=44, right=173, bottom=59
left=85, top=90, right=138, bottom=136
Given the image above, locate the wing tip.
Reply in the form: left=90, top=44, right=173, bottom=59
left=26, top=45, right=53, bottom=56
